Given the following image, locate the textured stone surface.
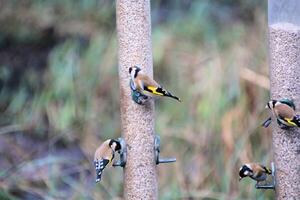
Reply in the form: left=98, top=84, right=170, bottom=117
left=116, top=0, right=158, bottom=199
left=269, top=23, right=300, bottom=199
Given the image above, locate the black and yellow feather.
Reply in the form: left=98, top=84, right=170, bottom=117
left=144, top=85, right=181, bottom=101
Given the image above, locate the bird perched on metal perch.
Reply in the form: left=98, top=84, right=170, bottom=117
left=239, top=163, right=272, bottom=183
left=129, top=66, right=181, bottom=104
left=262, top=98, right=300, bottom=129
left=93, top=139, right=121, bottom=183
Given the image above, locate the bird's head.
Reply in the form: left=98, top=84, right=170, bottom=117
left=109, top=139, right=121, bottom=153
left=239, top=164, right=253, bottom=181
left=129, top=66, right=141, bottom=78
left=265, top=100, right=277, bottom=110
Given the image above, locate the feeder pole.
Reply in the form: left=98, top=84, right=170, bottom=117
left=116, top=0, right=158, bottom=199
left=268, top=1, right=300, bottom=199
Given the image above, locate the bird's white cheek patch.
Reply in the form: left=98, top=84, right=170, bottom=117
left=244, top=171, right=250, bottom=175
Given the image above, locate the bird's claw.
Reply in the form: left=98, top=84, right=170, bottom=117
left=130, top=80, right=148, bottom=105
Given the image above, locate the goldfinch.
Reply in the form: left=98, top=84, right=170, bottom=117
left=264, top=99, right=300, bottom=128
left=262, top=99, right=295, bottom=127
left=129, top=66, right=181, bottom=102
left=239, top=163, right=272, bottom=182
left=94, top=139, right=121, bottom=183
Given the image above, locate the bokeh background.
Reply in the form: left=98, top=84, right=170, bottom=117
left=0, top=0, right=274, bottom=199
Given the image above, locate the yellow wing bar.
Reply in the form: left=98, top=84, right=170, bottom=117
left=285, top=118, right=297, bottom=126
left=146, top=86, right=164, bottom=96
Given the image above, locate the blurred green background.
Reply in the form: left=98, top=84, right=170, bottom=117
left=0, top=0, right=273, bottom=199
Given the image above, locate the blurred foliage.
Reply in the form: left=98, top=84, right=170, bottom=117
left=0, top=0, right=274, bottom=199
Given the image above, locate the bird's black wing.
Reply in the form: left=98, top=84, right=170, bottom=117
left=94, top=159, right=110, bottom=183
left=144, top=85, right=181, bottom=102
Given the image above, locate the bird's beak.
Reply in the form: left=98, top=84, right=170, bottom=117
left=239, top=177, right=242, bottom=181
left=265, top=105, right=268, bottom=109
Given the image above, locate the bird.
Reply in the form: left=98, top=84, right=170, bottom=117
left=239, top=163, right=272, bottom=182
left=262, top=99, right=295, bottom=128
left=94, top=139, right=121, bottom=183
left=129, top=66, right=181, bottom=102
left=263, top=99, right=300, bottom=128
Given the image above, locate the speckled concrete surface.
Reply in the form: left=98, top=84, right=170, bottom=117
left=116, top=0, right=158, bottom=199
left=269, top=23, right=300, bottom=199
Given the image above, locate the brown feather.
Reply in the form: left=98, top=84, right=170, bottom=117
left=250, top=163, right=270, bottom=180
left=136, top=74, right=159, bottom=88
left=94, top=140, right=114, bottom=161
left=134, top=73, right=160, bottom=97
left=274, top=104, right=295, bottom=119
left=252, top=163, right=265, bottom=176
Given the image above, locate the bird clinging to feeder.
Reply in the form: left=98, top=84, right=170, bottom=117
left=94, top=139, right=121, bottom=183
left=129, top=66, right=181, bottom=103
left=262, top=99, right=300, bottom=129
left=239, top=163, right=272, bottom=183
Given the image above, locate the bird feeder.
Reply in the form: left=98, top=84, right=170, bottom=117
left=268, top=0, right=300, bottom=199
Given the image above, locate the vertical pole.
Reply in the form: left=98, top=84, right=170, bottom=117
left=116, top=0, right=158, bottom=199
left=269, top=23, right=300, bottom=198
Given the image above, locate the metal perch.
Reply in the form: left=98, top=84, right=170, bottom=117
left=154, top=135, right=176, bottom=165
left=113, top=137, right=127, bottom=167
left=255, top=162, right=276, bottom=190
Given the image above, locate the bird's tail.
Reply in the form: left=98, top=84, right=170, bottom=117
left=157, top=87, right=181, bottom=102
left=165, top=91, right=181, bottom=102
left=291, top=115, right=300, bottom=127
left=94, top=160, right=103, bottom=182
left=94, top=159, right=109, bottom=183
left=95, top=169, right=102, bottom=183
